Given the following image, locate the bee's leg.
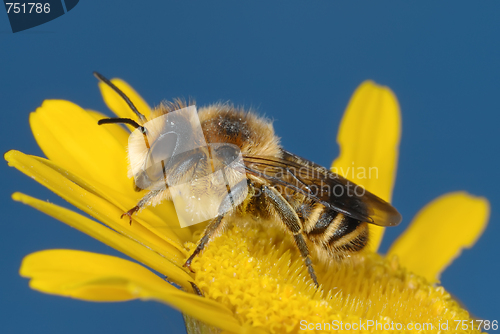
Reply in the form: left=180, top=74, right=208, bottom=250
left=183, top=179, right=250, bottom=272
left=121, top=207, right=139, bottom=225
left=183, top=214, right=225, bottom=273
left=124, top=150, right=207, bottom=223
left=189, top=282, right=204, bottom=296
left=261, top=185, right=319, bottom=286
left=121, top=189, right=165, bottom=225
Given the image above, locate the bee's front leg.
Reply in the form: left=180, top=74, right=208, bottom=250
left=121, top=188, right=164, bottom=225
left=121, top=206, right=140, bottom=225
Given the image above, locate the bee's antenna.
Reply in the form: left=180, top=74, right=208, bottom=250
left=98, top=117, right=143, bottom=129
left=93, top=71, right=147, bottom=123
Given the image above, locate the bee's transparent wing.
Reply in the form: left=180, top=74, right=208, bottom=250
left=243, top=150, right=402, bottom=227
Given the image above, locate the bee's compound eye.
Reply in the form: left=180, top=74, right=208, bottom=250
left=144, top=132, right=178, bottom=182
left=214, top=144, right=240, bottom=167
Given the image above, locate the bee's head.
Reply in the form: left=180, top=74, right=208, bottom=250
left=93, top=72, right=201, bottom=191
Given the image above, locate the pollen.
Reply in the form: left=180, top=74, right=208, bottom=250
left=186, top=225, right=479, bottom=333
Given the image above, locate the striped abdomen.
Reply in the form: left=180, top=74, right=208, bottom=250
left=305, top=208, right=369, bottom=257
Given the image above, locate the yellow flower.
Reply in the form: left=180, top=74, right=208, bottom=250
left=5, top=79, right=490, bottom=334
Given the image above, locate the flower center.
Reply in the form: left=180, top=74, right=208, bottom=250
left=186, top=225, right=475, bottom=333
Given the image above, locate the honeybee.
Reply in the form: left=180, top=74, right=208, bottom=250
left=95, top=72, right=402, bottom=285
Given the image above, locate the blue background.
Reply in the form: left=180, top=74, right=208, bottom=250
left=1, top=1, right=499, bottom=333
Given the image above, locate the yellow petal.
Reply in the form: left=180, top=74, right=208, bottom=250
left=98, top=78, right=151, bottom=121
left=5, top=150, right=187, bottom=264
left=332, top=81, right=401, bottom=250
left=29, top=100, right=132, bottom=195
left=7, top=148, right=189, bottom=246
left=12, top=192, right=192, bottom=288
left=388, top=192, right=489, bottom=283
left=20, top=250, right=242, bottom=332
